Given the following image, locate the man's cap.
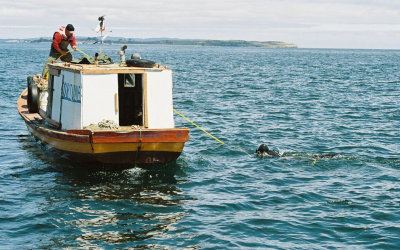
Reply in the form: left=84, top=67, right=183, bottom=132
left=66, top=24, right=75, bottom=33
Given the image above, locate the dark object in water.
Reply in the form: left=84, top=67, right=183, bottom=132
left=314, top=154, right=338, bottom=159
left=256, top=144, right=280, bottom=157
left=256, top=144, right=338, bottom=159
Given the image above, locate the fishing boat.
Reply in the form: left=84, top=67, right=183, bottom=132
left=18, top=56, right=189, bottom=164
left=17, top=18, right=189, bottom=165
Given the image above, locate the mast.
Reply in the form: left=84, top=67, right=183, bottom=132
left=95, top=15, right=111, bottom=54
left=98, top=16, right=105, bottom=54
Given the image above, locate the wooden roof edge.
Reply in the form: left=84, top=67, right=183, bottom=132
left=48, top=63, right=171, bottom=74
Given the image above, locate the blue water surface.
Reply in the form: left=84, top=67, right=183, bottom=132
left=0, top=43, right=399, bottom=249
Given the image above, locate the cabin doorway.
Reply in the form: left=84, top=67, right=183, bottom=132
left=118, top=73, right=143, bottom=126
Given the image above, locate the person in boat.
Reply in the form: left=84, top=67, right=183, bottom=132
left=42, top=24, right=78, bottom=78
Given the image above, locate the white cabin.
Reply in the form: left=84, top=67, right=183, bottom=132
left=45, top=63, right=175, bottom=130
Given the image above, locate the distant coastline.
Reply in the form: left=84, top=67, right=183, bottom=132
left=1, top=37, right=297, bottom=48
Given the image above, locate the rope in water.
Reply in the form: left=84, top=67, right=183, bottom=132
left=173, top=109, right=224, bottom=144
left=56, top=49, right=90, bottom=61
left=173, top=109, right=251, bottom=156
left=173, top=109, right=317, bottom=163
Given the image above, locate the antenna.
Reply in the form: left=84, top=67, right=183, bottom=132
left=98, top=15, right=105, bottom=54
left=92, top=15, right=112, bottom=54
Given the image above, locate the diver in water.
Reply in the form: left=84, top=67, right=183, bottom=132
left=255, top=144, right=281, bottom=157
left=256, top=144, right=338, bottom=158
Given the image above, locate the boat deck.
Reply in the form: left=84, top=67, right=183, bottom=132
left=49, top=62, right=170, bottom=75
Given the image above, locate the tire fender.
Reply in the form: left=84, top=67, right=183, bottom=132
left=126, top=59, right=156, bottom=68
left=28, top=84, right=39, bottom=113
left=27, top=76, right=34, bottom=88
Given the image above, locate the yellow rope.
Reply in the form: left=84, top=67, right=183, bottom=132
left=173, top=109, right=225, bottom=145
left=173, top=109, right=251, bottom=156
left=172, top=109, right=318, bottom=160
left=230, top=146, right=252, bottom=156
left=56, top=49, right=90, bottom=61
left=56, top=49, right=73, bottom=61
left=76, top=49, right=90, bottom=57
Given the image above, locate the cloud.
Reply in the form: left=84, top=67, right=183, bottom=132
left=1, top=0, right=400, bottom=48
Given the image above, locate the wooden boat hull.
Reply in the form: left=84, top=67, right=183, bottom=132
left=18, top=89, right=189, bottom=164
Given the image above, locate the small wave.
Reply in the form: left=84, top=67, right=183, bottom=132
left=327, top=199, right=351, bottom=204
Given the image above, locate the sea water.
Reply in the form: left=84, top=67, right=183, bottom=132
left=0, top=43, right=399, bottom=249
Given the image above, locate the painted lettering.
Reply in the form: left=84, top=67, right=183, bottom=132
left=62, top=82, right=81, bottom=103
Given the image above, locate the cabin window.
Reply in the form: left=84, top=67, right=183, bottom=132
left=118, top=73, right=143, bottom=126
left=123, top=73, right=135, bottom=87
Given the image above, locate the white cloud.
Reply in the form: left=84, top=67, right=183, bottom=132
left=1, top=0, right=400, bottom=48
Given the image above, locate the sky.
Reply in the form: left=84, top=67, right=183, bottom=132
left=1, top=0, right=400, bottom=49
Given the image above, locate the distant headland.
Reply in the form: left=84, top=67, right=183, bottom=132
left=1, top=37, right=297, bottom=48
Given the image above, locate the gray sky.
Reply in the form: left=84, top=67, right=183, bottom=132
left=1, top=0, right=400, bottom=49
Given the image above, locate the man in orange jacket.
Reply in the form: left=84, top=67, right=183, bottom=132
left=42, top=24, right=78, bottom=78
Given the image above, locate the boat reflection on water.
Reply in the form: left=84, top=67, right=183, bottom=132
left=58, top=166, right=196, bottom=247
left=18, top=135, right=197, bottom=248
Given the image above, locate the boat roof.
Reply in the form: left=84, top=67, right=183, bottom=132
left=48, top=62, right=170, bottom=75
